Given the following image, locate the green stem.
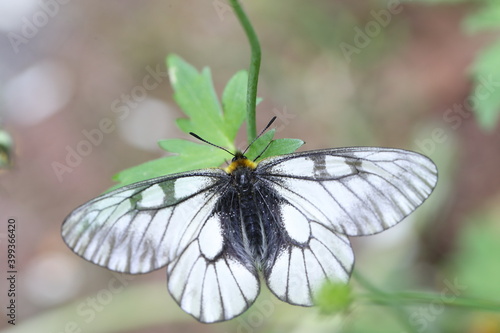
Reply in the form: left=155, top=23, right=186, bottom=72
left=229, top=0, right=261, bottom=143
left=353, top=271, right=419, bottom=333
left=358, top=292, right=500, bottom=312
left=354, top=271, right=500, bottom=312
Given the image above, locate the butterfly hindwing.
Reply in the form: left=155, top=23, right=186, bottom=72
left=167, top=211, right=260, bottom=323
left=264, top=216, right=354, bottom=306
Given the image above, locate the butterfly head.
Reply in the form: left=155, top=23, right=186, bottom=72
left=189, top=117, right=277, bottom=176
left=225, top=151, right=257, bottom=174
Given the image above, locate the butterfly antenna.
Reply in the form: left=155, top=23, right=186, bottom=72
left=242, top=116, right=277, bottom=155
left=253, top=139, right=273, bottom=162
left=189, top=132, right=235, bottom=156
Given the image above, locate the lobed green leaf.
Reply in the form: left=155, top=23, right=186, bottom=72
left=258, top=138, right=305, bottom=161
left=111, top=55, right=304, bottom=190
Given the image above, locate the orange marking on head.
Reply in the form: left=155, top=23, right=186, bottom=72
left=224, top=154, right=257, bottom=174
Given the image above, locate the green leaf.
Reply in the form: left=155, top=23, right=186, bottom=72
left=464, top=4, right=500, bottom=33
left=111, top=54, right=305, bottom=190
left=168, top=54, right=240, bottom=149
left=244, top=129, right=304, bottom=161
left=245, top=129, right=276, bottom=161
left=111, top=55, right=249, bottom=189
left=258, top=138, right=305, bottom=161
left=109, top=140, right=229, bottom=192
left=469, top=39, right=500, bottom=130
left=222, top=70, right=248, bottom=137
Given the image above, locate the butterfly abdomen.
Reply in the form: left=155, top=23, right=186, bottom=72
left=229, top=167, right=264, bottom=258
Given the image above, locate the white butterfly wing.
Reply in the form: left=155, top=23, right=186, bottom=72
left=257, top=147, right=437, bottom=304
left=258, top=147, right=438, bottom=236
left=167, top=225, right=260, bottom=323
left=264, top=210, right=354, bottom=306
left=62, top=169, right=227, bottom=273
left=62, top=168, right=260, bottom=322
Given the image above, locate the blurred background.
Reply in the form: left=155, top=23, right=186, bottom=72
left=1, top=0, right=500, bottom=332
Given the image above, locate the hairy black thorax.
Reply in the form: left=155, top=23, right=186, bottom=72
left=217, top=156, right=284, bottom=272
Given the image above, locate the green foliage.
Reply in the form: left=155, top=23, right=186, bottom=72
left=411, top=0, right=500, bottom=130
left=343, top=214, right=500, bottom=332
left=316, top=281, right=353, bottom=314
left=110, top=55, right=303, bottom=190
left=260, top=137, right=304, bottom=160
left=468, top=40, right=500, bottom=129
left=464, top=3, right=500, bottom=33
left=403, top=0, right=470, bottom=3
left=451, top=214, right=500, bottom=301
left=0, top=128, right=13, bottom=168
left=169, top=55, right=244, bottom=149
left=465, top=1, right=500, bottom=130
left=244, top=128, right=304, bottom=162
left=110, top=140, right=229, bottom=191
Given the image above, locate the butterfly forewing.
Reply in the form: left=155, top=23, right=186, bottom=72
left=62, top=169, right=229, bottom=273
left=256, top=147, right=438, bottom=237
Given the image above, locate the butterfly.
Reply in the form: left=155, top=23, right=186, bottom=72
left=62, top=118, right=438, bottom=323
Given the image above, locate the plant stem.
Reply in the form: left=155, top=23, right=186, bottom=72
left=358, top=292, right=500, bottom=312
left=354, top=271, right=500, bottom=312
left=353, top=271, right=419, bottom=333
left=229, top=0, right=261, bottom=143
